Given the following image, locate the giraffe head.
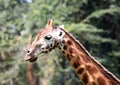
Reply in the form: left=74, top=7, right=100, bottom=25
left=25, top=19, right=65, bottom=62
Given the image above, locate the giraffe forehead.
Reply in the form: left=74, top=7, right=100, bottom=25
left=36, top=28, right=59, bottom=39
left=35, top=29, right=51, bottom=41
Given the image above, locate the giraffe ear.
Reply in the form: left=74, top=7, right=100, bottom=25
left=59, top=25, right=64, bottom=29
left=46, top=19, right=54, bottom=29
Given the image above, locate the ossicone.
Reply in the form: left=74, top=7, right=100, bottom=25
left=46, top=19, right=54, bottom=29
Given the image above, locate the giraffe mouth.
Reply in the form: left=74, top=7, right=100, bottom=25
left=29, top=56, right=38, bottom=62
left=25, top=54, right=38, bottom=62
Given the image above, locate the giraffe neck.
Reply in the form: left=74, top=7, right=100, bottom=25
left=58, top=28, right=120, bottom=85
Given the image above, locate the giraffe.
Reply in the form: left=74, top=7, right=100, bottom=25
left=25, top=19, right=120, bottom=85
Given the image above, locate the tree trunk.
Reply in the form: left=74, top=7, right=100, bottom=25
left=27, top=35, right=35, bottom=85
left=27, top=63, right=35, bottom=85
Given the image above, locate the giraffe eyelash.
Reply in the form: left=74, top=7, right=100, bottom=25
left=59, top=31, right=62, bottom=36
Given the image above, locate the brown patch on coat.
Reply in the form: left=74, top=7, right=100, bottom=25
left=73, top=56, right=82, bottom=68
left=76, top=56, right=82, bottom=66
left=66, top=54, right=71, bottom=61
left=77, top=68, right=84, bottom=74
left=97, top=76, right=106, bottom=85
left=109, top=80, right=119, bottom=85
left=69, top=47, right=73, bottom=53
left=69, top=47, right=78, bottom=55
left=67, top=40, right=72, bottom=45
left=80, top=53, right=91, bottom=63
left=86, top=64, right=98, bottom=75
left=63, top=45, right=67, bottom=50
left=82, top=73, right=89, bottom=85
left=91, top=81, right=97, bottom=85
left=73, top=62, right=79, bottom=68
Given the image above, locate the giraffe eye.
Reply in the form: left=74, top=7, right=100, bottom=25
left=45, top=35, right=52, bottom=40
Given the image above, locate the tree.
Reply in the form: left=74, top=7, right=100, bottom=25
left=0, top=0, right=120, bottom=85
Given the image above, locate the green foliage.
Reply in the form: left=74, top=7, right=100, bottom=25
left=0, top=0, right=120, bottom=85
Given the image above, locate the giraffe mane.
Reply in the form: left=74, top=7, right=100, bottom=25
left=60, top=28, right=120, bottom=84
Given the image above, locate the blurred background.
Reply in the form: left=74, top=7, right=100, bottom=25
left=0, top=0, right=120, bottom=85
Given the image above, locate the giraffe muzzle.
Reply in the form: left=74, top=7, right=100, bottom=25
left=25, top=54, right=38, bottom=62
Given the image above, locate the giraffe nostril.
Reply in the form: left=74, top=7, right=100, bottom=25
left=27, top=50, right=30, bottom=54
